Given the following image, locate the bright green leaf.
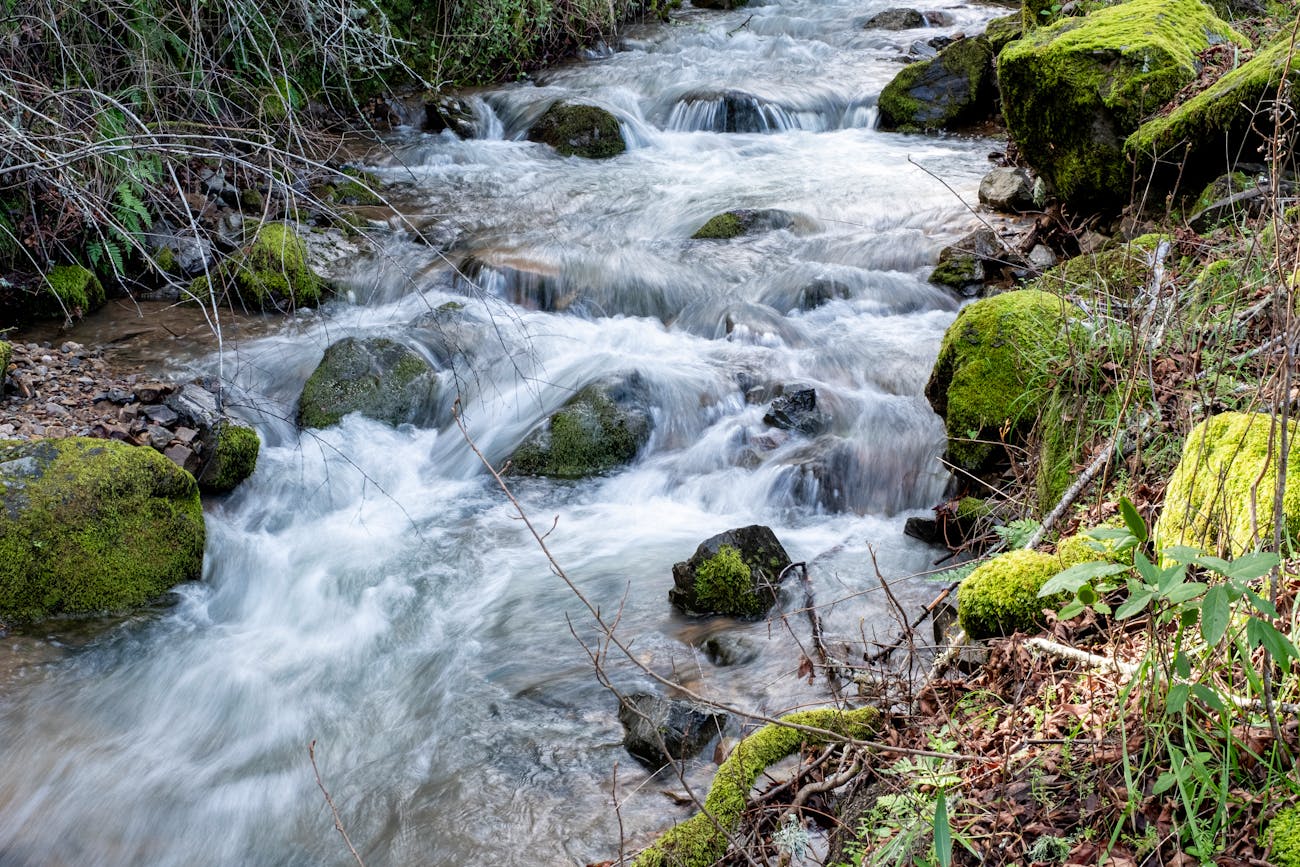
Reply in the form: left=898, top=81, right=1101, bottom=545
left=1201, top=585, right=1231, bottom=645
left=1038, top=562, right=1128, bottom=598
left=1119, top=497, right=1147, bottom=543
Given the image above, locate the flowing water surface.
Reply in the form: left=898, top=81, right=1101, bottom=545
left=1, top=2, right=1003, bottom=863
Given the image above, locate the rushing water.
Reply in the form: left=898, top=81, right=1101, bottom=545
left=0, top=2, right=1004, bottom=864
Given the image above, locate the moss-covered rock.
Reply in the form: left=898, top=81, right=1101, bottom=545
left=925, top=289, right=1074, bottom=473
left=929, top=227, right=1000, bottom=292
left=298, top=337, right=440, bottom=429
left=197, top=422, right=260, bottom=494
left=1268, top=806, right=1300, bottom=867
left=45, top=264, right=106, bottom=319
left=877, top=35, right=995, bottom=131
left=998, top=0, right=1245, bottom=208
left=1155, top=412, right=1300, bottom=556
left=0, top=438, right=205, bottom=623
left=958, top=548, right=1067, bottom=638
left=527, top=102, right=626, bottom=159
left=984, top=13, right=1023, bottom=53
left=510, top=379, right=651, bottom=478
left=669, top=525, right=792, bottom=619
left=633, top=706, right=880, bottom=867
left=1128, top=21, right=1300, bottom=176
left=0, top=341, right=10, bottom=384
left=691, top=209, right=796, bottom=240
left=189, top=222, right=324, bottom=312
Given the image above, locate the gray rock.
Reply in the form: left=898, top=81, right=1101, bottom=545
left=929, top=227, right=1001, bottom=293
left=877, top=35, right=995, bottom=131
left=978, top=167, right=1037, bottom=213
left=510, top=374, right=652, bottom=479
left=669, top=525, right=793, bottom=619
left=618, top=692, right=728, bottom=767
left=864, top=7, right=925, bottom=29
left=141, top=404, right=179, bottom=426
left=701, top=634, right=760, bottom=666
left=424, top=96, right=479, bottom=138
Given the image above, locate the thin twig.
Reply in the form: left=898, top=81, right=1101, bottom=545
left=308, top=740, right=367, bottom=867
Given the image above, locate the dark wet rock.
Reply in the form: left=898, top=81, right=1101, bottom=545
left=929, top=227, right=1001, bottom=293
left=1188, top=171, right=1265, bottom=231
left=527, top=102, right=626, bottom=159
left=877, top=35, right=995, bottom=131
left=424, top=96, right=478, bottom=138
left=864, top=8, right=925, bottom=29
left=904, top=516, right=942, bottom=545
left=297, top=337, right=440, bottom=429
left=197, top=422, right=260, bottom=494
left=674, top=89, right=775, bottom=133
left=669, top=525, right=793, bottom=619
left=701, top=634, right=760, bottom=666
left=978, top=167, right=1037, bottom=213
left=0, top=437, right=205, bottom=623
left=763, top=388, right=829, bottom=437
left=691, top=209, right=796, bottom=240
left=510, top=375, right=652, bottom=479
left=691, top=0, right=748, bottom=10
left=147, top=229, right=214, bottom=276
left=924, top=10, right=953, bottom=25
left=618, top=692, right=728, bottom=766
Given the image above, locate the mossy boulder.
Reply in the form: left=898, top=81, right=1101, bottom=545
left=930, top=227, right=1000, bottom=293
left=0, top=438, right=205, bottom=623
left=864, top=8, right=925, bottom=29
left=925, top=289, right=1074, bottom=473
left=45, top=264, right=106, bottom=320
left=633, top=707, right=879, bottom=867
left=298, top=337, right=440, bottom=429
left=510, top=378, right=651, bottom=478
left=984, top=13, right=1023, bottom=53
left=1268, top=806, right=1300, bottom=867
left=998, top=0, right=1245, bottom=209
left=669, top=525, right=792, bottom=619
left=527, top=102, right=626, bottom=159
left=1026, top=233, right=1169, bottom=296
left=1155, top=412, right=1300, bottom=557
left=1128, top=21, right=1300, bottom=179
left=957, top=548, right=1066, bottom=639
left=0, top=341, right=10, bottom=383
left=691, top=209, right=796, bottom=240
left=197, top=422, right=260, bottom=494
left=189, top=222, right=325, bottom=312
left=877, top=35, right=996, bottom=131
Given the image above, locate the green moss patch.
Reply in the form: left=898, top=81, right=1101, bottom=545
left=958, top=548, right=1068, bottom=638
left=1128, top=24, right=1300, bottom=171
left=1268, top=806, right=1300, bottom=867
left=511, top=385, right=650, bottom=478
left=189, top=222, right=324, bottom=312
left=45, top=264, right=105, bottom=318
left=298, top=337, right=439, bottom=429
left=633, top=707, right=880, bottom=867
left=527, top=103, right=626, bottom=159
left=0, top=438, right=205, bottom=623
left=925, top=289, right=1074, bottom=473
left=1155, top=412, right=1300, bottom=557
left=998, top=0, right=1244, bottom=207
left=692, top=212, right=744, bottom=239
left=198, top=423, right=260, bottom=494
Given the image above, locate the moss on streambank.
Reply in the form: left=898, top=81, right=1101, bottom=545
left=633, top=707, right=880, bottom=866
left=189, top=222, right=324, bottom=312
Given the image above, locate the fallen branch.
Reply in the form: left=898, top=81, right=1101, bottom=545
left=308, top=740, right=367, bottom=867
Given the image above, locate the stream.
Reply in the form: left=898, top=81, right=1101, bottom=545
left=0, top=1, right=1004, bottom=864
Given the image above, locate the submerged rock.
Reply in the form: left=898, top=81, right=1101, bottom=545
left=618, top=692, right=728, bottom=766
left=510, top=376, right=652, bottom=478
left=0, top=437, right=205, bottom=623
left=998, top=0, right=1244, bottom=208
left=297, top=337, right=440, bottom=429
left=877, top=35, right=995, bottom=131
left=1155, top=413, right=1300, bottom=557
left=424, top=95, right=478, bottom=138
left=763, top=388, right=829, bottom=436
left=527, top=102, right=626, bottom=159
left=669, top=525, right=793, bottom=619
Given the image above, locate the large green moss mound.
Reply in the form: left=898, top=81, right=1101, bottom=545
left=510, top=384, right=650, bottom=478
left=925, top=289, right=1073, bottom=473
left=298, top=337, right=440, bottom=429
left=45, top=264, right=106, bottom=319
left=958, top=548, right=1066, bottom=639
left=877, top=35, right=995, bottom=131
left=527, top=102, right=626, bottom=159
left=998, top=0, right=1244, bottom=208
left=1155, top=412, right=1300, bottom=557
left=633, top=707, right=880, bottom=867
left=1128, top=21, right=1300, bottom=173
left=0, top=438, right=205, bottom=623
left=190, top=222, right=324, bottom=312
